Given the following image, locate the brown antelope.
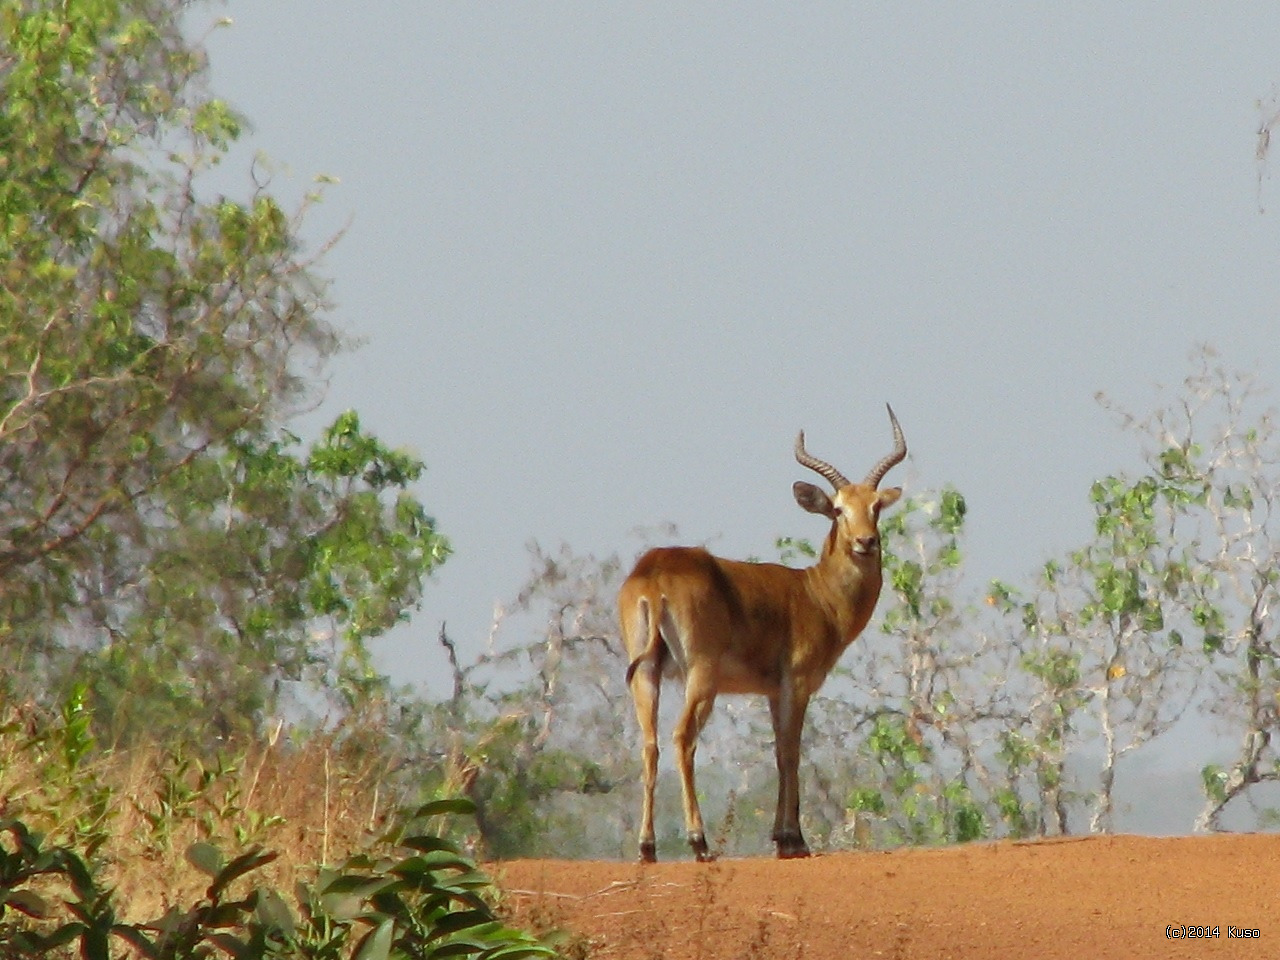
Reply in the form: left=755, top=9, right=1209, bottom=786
left=619, top=405, right=906, bottom=861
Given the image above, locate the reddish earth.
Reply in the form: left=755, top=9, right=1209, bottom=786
left=495, top=834, right=1279, bottom=959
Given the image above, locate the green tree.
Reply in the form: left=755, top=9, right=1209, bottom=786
left=1003, top=470, right=1201, bottom=834
left=1097, top=351, right=1280, bottom=831
left=0, top=1, right=448, bottom=745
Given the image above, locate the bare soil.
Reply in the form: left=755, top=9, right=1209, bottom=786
left=495, top=834, right=1279, bottom=959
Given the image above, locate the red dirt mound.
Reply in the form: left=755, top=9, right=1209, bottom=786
left=495, top=834, right=1279, bottom=959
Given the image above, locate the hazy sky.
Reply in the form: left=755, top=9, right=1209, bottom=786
left=202, top=4, right=1280, bottom=698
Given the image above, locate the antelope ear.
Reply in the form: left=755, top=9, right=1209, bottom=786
left=878, top=487, right=903, bottom=510
left=793, top=481, right=837, bottom=519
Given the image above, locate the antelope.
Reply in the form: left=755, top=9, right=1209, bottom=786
left=619, top=405, right=906, bottom=861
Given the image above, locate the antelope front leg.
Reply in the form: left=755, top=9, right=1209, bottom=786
left=769, top=689, right=811, bottom=859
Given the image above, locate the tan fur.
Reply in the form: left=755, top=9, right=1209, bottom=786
left=619, top=414, right=905, bottom=861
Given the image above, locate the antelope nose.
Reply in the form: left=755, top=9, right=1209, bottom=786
left=855, top=535, right=878, bottom=553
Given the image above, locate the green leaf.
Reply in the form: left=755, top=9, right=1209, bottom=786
left=1141, top=602, right=1164, bottom=632
left=254, top=887, right=296, bottom=937
left=937, top=487, right=967, bottom=534
left=393, top=851, right=476, bottom=877
left=207, top=932, right=250, bottom=955
left=30, top=922, right=88, bottom=952
left=110, top=925, right=159, bottom=959
left=1201, top=764, right=1228, bottom=803
left=401, top=835, right=466, bottom=855
left=408, top=798, right=477, bottom=820
left=426, top=909, right=497, bottom=938
left=186, top=842, right=225, bottom=878
left=483, top=945, right=559, bottom=960
left=209, top=847, right=278, bottom=901
left=3, top=889, right=50, bottom=918
left=353, top=917, right=395, bottom=960
left=430, top=937, right=507, bottom=957
left=321, top=873, right=394, bottom=904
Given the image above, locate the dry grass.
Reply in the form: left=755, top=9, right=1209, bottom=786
left=0, top=701, right=418, bottom=925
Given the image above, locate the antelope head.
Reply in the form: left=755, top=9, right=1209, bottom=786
left=792, top=404, right=907, bottom=560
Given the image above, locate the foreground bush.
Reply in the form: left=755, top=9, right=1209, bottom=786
left=0, top=800, right=555, bottom=959
left=0, top=697, right=558, bottom=958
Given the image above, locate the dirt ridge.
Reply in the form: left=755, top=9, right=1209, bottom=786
left=496, top=834, right=1279, bottom=959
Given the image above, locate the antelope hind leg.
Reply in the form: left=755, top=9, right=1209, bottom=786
left=628, top=657, right=661, bottom=863
left=672, top=675, right=716, bottom=862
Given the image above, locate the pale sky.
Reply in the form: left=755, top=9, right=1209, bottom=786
left=202, top=3, right=1280, bottom=702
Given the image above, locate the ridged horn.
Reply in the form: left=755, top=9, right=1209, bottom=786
left=794, top=431, right=851, bottom=489
left=863, top=404, right=907, bottom=489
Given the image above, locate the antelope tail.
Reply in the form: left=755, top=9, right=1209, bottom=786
left=625, top=594, right=667, bottom=685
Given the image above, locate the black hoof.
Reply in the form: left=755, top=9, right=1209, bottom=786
left=639, top=841, right=657, bottom=863
left=774, top=833, right=810, bottom=859
left=689, top=832, right=712, bottom=862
